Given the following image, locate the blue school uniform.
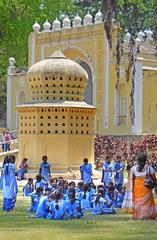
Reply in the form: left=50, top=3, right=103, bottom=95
left=92, top=196, right=105, bottom=215
left=78, top=191, right=92, bottom=211
left=113, top=193, right=124, bottom=208
left=47, top=199, right=67, bottom=220
left=80, top=163, right=92, bottom=184
left=23, top=183, right=34, bottom=197
left=101, top=162, right=114, bottom=186
left=39, top=162, right=51, bottom=181
left=66, top=199, right=83, bottom=219
left=1, top=163, right=18, bottom=211
left=36, top=196, right=50, bottom=218
left=114, top=162, right=124, bottom=189
left=35, top=180, right=46, bottom=190
left=30, top=193, right=41, bottom=212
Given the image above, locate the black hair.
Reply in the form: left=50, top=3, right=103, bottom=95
left=36, top=174, right=42, bottom=182
left=36, top=187, right=43, bottom=195
left=54, top=191, right=62, bottom=210
left=138, top=154, right=147, bottom=172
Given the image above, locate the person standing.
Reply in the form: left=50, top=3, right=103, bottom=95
left=0, top=156, right=18, bottom=211
left=1, top=131, right=5, bottom=152
left=114, top=156, right=124, bottom=190
left=129, top=154, right=157, bottom=219
left=4, top=131, right=12, bottom=152
left=39, top=155, right=51, bottom=182
left=101, top=156, right=114, bottom=187
left=80, top=158, right=92, bottom=184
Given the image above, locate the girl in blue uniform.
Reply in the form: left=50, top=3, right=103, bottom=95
left=114, top=156, right=124, bottom=190
left=101, top=156, right=114, bottom=187
left=1, top=156, right=18, bottom=211
left=47, top=191, right=67, bottom=220
left=80, top=158, right=92, bottom=184
left=39, top=155, right=51, bottom=182
left=23, top=178, right=34, bottom=197
left=66, top=192, right=83, bottom=219
left=30, top=187, right=43, bottom=212
left=78, top=184, right=92, bottom=211
left=36, top=188, right=51, bottom=218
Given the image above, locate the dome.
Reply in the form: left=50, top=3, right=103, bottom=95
left=144, top=29, right=153, bottom=40
left=124, top=32, right=131, bottom=43
left=32, top=21, right=41, bottom=32
left=73, top=14, right=82, bottom=28
left=83, top=12, right=93, bottom=26
left=43, top=19, right=51, bottom=32
left=63, top=16, right=71, bottom=29
left=94, top=10, right=103, bottom=24
left=52, top=18, right=61, bottom=31
left=137, top=31, right=145, bottom=41
left=27, top=51, right=88, bottom=102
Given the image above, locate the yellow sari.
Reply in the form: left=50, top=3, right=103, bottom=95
left=133, top=176, right=156, bottom=220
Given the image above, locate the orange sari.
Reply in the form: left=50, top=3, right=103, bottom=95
left=133, top=176, right=156, bottom=220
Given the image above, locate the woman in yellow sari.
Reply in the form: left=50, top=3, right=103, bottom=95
left=132, top=154, right=157, bottom=220
left=122, top=154, right=157, bottom=219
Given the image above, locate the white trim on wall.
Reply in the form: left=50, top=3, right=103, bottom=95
left=132, top=60, right=143, bottom=134
left=104, top=34, right=109, bottom=128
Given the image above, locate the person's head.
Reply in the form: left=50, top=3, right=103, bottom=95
left=117, top=156, right=121, bottom=162
left=36, top=187, right=44, bottom=196
left=138, top=154, right=147, bottom=172
left=45, top=188, right=51, bottom=196
left=77, top=181, right=84, bottom=190
left=28, top=178, right=33, bottom=185
left=42, top=155, right=48, bottom=163
left=63, top=180, right=68, bottom=188
left=69, top=181, right=75, bottom=190
left=98, top=188, right=104, bottom=197
left=120, top=186, right=126, bottom=195
left=58, top=181, right=64, bottom=191
left=97, top=185, right=104, bottom=191
left=54, top=190, right=63, bottom=210
left=23, top=158, right=28, bottom=162
left=83, top=158, right=88, bottom=165
left=106, top=156, right=110, bottom=163
left=83, top=184, right=89, bottom=192
left=36, top=174, right=42, bottom=182
left=108, top=181, right=114, bottom=188
left=48, top=193, right=55, bottom=202
left=10, top=155, right=16, bottom=164
left=69, top=192, right=75, bottom=204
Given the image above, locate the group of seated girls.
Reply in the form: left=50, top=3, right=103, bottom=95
left=23, top=175, right=126, bottom=220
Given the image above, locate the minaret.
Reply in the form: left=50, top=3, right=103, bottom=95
left=16, top=51, right=96, bottom=172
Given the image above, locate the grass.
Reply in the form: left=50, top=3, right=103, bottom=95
left=0, top=186, right=157, bottom=240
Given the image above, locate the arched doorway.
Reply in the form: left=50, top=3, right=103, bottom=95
left=75, top=59, right=93, bottom=105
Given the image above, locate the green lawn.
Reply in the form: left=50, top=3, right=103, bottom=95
left=0, top=187, right=157, bottom=240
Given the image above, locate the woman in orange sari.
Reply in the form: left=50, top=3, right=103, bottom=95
left=131, top=154, right=157, bottom=220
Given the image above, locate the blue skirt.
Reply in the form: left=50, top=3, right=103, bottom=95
left=3, top=198, right=16, bottom=211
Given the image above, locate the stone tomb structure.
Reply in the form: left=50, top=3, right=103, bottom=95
left=16, top=51, right=96, bottom=171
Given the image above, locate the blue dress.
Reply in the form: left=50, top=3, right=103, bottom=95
left=23, top=183, right=34, bottom=197
left=30, top=193, right=40, bottom=212
left=39, top=162, right=51, bottom=181
left=101, top=162, right=114, bottom=186
left=114, top=162, right=124, bottom=188
left=80, top=163, right=92, bottom=184
left=1, top=163, right=18, bottom=211
left=47, top=199, right=67, bottom=220
left=66, top=199, right=83, bottom=218
left=36, top=196, right=50, bottom=218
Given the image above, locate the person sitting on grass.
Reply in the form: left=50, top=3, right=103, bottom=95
left=66, top=192, right=83, bottom=219
left=77, top=184, right=92, bottom=211
left=47, top=190, right=67, bottom=220
left=30, top=187, right=43, bottom=212
left=23, top=178, right=34, bottom=197
left=36, top=188, right=51, bottom=218
left=35, top=174, right=46, bottom=190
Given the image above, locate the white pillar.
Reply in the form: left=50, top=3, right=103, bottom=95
left=132, top=59, right=143, bottom=134
left=114, top=87, right=119, bottom=125
left=7, top=58, right=16, bottom=130
left=104, top=34, right=109, bottom=128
